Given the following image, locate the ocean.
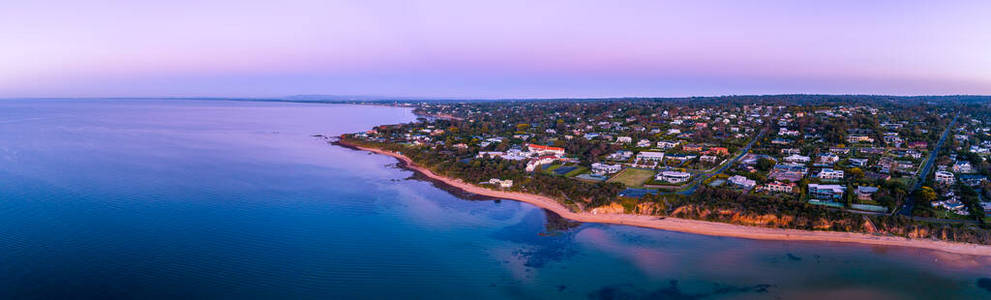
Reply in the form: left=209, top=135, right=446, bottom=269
left=0, top=99, right=988, bottom=299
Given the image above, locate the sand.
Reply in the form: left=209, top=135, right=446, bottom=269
left=349, top=143, right=991, bottom=257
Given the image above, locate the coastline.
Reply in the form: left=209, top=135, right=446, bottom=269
left=341, top=141, right=991, bottom=257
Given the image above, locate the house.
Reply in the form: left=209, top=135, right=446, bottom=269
left=705, top=147, right=729, bottom=156
left=829, top=147, right=850, bottom=155
left=959, top=174, right=987, bottom=187
left=657, top=171, right=692, bottom=183
left=935, top=171, right=955, bottom=185
left=487, top=178, right=514, bottom=188
left=476, top=151, right=505, bottom=159
left=847, top=134, right=875, bottom=143
left=740, top=154, right=776, bottom=166
left=700, top=155, right=719, bottom=163
left=816, top=153, right=840, bottom=165
left=656, top=140, right=680, bottom=149
left=953, top=161, right=973, bottom=173
left=808, top=184, right=846, bottom=200
left=637, top=139, right=652, bottom=148
left=848, top=158, right=869, bottom=167
left=616, top=136, right=633, bottom=144
left=770, top=138, right=791, bottom=145
left=783, top=154, right=811, bottom=163
left=760, top=181, right=796, bottom=193
left=682, top=144, right=703, bottom=152
left=781, top=148, right=801, bottom=155
left=607, top=150, right=634, bottom=161
left=817, top=168, right=844, bottom=180
left=528, top=144, right=565, bottom=156
left=727, top=175, right=756, bottom=189
left=855, top=186, right=879, bottom=201
left=908, top=141, right=928, bottom=149
left=636, top=151, right=666, bottom=161
left=525, top=156, right=559, bottom=172
left=779, top=128, right=800, bottom=136
left=591, top=163, right=623, bottom=175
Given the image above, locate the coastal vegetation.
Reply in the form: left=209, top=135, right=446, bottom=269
left=340, top=95, right=991, bottom=245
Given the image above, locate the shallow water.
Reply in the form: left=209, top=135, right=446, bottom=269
left=0, top=99, right=988, bottom=299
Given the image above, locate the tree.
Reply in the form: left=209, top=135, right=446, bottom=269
left=918, top=186, right=938, bottom=203
left=756, top=157, right=775, bottom=172
left=848, top=167, right=864, bottom=179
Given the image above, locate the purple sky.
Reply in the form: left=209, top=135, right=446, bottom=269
left=2, top=0, right=990, bottom=98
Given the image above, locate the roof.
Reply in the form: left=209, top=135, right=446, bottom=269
left=528, top=144, right=564, bottom=151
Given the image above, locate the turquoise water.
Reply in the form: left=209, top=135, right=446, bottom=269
left=0, top=99, right=989, bottom=299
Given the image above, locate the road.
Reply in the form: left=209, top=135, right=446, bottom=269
left=676, top=121, right=771, bottom=195
left=896, top=112, right=959, bottom=216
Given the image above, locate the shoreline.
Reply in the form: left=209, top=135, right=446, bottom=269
left=340, top=141, right=991, bottom=257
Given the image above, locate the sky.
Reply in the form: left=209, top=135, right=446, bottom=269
left=2, top=0, right=990, bottom=98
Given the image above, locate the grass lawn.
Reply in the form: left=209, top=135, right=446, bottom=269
left=607, top=168, right=656, bottom=187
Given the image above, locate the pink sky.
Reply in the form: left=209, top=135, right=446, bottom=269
left=2, top=0, right=990, bottom=98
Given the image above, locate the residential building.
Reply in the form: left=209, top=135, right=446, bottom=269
left=855, top=186, right=879, bottom=201
left=783, top=154, right=810, bottom=163
left=848, top=158, right=869, bottom=167
left=847, top=134, right=875, bottom=143
left=705, top=147, right=729, bottom=156
left=636, top=151, right=665, bottom=161
left=760, top=181, right=796, bottom=193
left=816, top=153, right=840, bottom=165
left=656, top=140, right=680, bottom=149
left=935, top=171, right=955, bottom=185
left=808, top=184, right=846, bottom=200
left=525, top=156, right=558, bottom=172
left=817, top=168, right=844, bottom=180
left=657, top=171, right=692, bottom=183
left=953, top=161, right=974, bottom=173
left=607, top=150, right=633, bottom=161
left=727, top=175, right=756, bottom=189
left=487, top=178, right=514, bottom=188
left=528, top=144, right=565, bottom=156
left=591, top=163, right=623, bottom=175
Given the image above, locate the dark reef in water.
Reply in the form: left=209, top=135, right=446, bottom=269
left=978, top=278, right=991, bottom=292
left=588, top=280, right=772, bottom=300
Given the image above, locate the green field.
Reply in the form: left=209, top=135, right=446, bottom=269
left=607, top=168, right=656, bottom=187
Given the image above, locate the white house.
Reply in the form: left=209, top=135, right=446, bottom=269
left=817, top=168, right=844, bottom=180
left=779, top=128, right=800, bottom=136
left=607, top=150, right=634, bottom=161
left=783, top=154, right=811, bottom=163
left=727, top=175, right=756, bottom=189
left=591, top=163, right=623, bottom=174
left=636, top=151, right=666, bottom=161
left=487, top=178, right=514, bottom=188
left=657, top=171, right=691, bottom=183
left=637, top=139, right=652, bottom=148
left=953, top=161, right=973, bottom=174
left=525, top=156, right=558, bottom=172
left=935, top=171, right=955, bottom=185
left=656, top=140, right=680, bottom=149
left=760, top=181, right=796, bottom=193
left=616, top=136, right=633, bottom=144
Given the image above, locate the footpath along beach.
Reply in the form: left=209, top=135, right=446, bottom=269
left=340, top=140, right=991, bottom=257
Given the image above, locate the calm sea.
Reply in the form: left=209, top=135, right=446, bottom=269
left=0, top=99, right=988, bottom=299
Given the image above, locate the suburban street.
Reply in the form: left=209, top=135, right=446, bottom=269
left=897, top=112, right=959, bottom=216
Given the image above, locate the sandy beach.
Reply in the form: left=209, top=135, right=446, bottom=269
left=346, top=143, right=991, bottom=257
